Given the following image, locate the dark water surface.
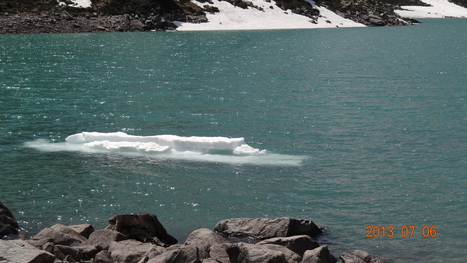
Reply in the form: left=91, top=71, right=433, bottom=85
left=1, top=19, right=466, bottom=262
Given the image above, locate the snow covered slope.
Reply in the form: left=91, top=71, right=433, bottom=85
left=176, top=0, right=365, bottom=31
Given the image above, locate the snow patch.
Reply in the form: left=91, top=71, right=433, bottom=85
left=58, top=0, right=91, bottom=8
left=176, top=0, right=365, bottom=31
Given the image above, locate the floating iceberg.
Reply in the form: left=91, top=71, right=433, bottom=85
left=65, top=132, right=262, bottom=155
left=25, top=132, right=305, bottom=166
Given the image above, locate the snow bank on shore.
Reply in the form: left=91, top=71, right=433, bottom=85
left=58, top=0, right=91, bottom=8
left=177, top=0, right=467, bottom=31
left=60, top=0, right=467, bottom=31
left=395, top=0, right=467, bottom=18
left=176, top=0, right=365, bottom=31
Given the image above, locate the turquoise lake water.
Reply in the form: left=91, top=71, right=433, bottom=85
left=1, top=19, right=466, bottom=262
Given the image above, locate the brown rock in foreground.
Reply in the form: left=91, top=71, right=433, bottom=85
left=106, top=213, right=178, bottom=246
left=0, top=201, right=388, bottom=263
left=214, top=217, right=323, bottom=240
left=0, top=239, right=55, bottom=263
left=340, top=249, right=386, bottom=263
left=302, top=246, right=336, bottom=263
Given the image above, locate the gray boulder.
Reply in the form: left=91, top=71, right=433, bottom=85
left=27, top=224, right=88, bottom=248
left=258, top=243, right=302, bottom=262
left=54, top=244, right=100, bottom=261
left=209, top=233, right=319, bottom=263
left=214, top=217, right=322, bottom=240
left=351, top=250, right=372, bottom=262
left=302, top=246, right=336, bottom=263
left=89, top=229, right=126, bottom=250
left=94, top=250, right=113, bottom=263
left=0, top=239, right=55, bottom=263
left=340, top=250, right=385, bottom=263
left=136, top=246, right=167, bottom=263
left=226, top=242, right=288, bottom=263
left=106, top=213, right=177, bottom=246
left=258, top=235, right=319, bottom=256
left=146, top=245, right=199, bottom=263
left=184, top=228, right=228, bottom=260
left=41, top=241, right=55, bottom=254
left=0, top=201, right=19, bottom=238
left=368, top=14, right=384, bottom=26
left=185, top=228, right=228, bottom=247
left=108, top=239, right=155, bottom=263
left=340, top=253, right=366, bottom=263
left=209, top=243, right=234, bottom=263
left=62, top=224, right=94, bottom=239
left=129, top=19, right=145, bottom=30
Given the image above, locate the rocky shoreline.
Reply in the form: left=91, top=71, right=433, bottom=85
left=0, top=0, right=423, bottom=34
left=322, top=0, right=419, bottom=26
left=1, top=201, right=386, bottom=263
left=0, top=10, right=205, bottom=34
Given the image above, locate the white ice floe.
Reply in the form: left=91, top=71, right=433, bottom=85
left=25, top=132, right=306, bottom=166
left=58, top=0, right=91, bottom=8
left=175, top=0, right=365, bottom=31
left=65, top=132, right=247, bottom=153
left=395, top=0, right=467, bottom=18
left=233, top=144, right=266, bottom=155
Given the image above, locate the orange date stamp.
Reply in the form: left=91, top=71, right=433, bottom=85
left=365, top=226, right=437, bottom=237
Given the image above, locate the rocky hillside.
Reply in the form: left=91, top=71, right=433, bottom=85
left=0, top=0, right=448, bottom=33
left=0, top=0, right=209, bottom=33
left=450, top=0, right=467, bottom=8
left=315, top=0, right=425, bottom=26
